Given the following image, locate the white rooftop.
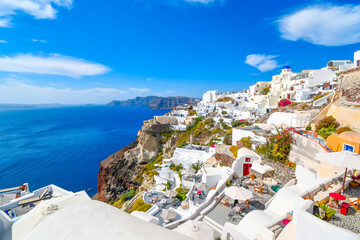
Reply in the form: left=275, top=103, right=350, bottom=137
left=12, top=191, right=190, bottom=240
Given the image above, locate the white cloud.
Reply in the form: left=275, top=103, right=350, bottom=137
left=0, top=79, right=128, bottom=104
left=0, top=0, right=73, bottom=27
left=184, top=0, right=218, bottom=3
left=245, top=54, right=279, bottom=72
left=31, top=39, right=47, bottom=43
left=129, top=87, right=151, bottom=93
left=0, top=18, right=10, bottom=27
left=278, top=4, right=360, bottom=46
left=167, top=90, right=174, bottom=94
left=0, top=40, right=7, bottom=43
left=0, top=53, right=110, bottom=78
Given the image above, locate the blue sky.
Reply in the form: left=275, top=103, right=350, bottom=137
left=0, top=0, right=359, bottom=104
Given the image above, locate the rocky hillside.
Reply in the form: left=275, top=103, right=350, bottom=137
left=107, top=96, right=200, bottom=109
left=93, top=116, right=231, bottom=203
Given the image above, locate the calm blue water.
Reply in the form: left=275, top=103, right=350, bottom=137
left=0, top=106, right=168, bottom=196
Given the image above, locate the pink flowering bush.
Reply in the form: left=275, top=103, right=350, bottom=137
left=257, top=127, right=295, bottom=164
left=278, top=99, right=292, bottom=107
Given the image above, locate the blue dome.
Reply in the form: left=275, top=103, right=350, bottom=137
left=283, top=65, right=291, bottom=69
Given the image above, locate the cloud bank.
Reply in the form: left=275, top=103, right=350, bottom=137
left=184, top=0, right=219, bottom=4
left=0, top=79, right=128, bottom=104
left=31, top=39, right=47, bottom=43
left=129, top=87, right=151, bottom=92
left=0, top=54, right=110, bottom=78
left=245, top=54, right=279, bottom=72
left=0, top=0, right=73, bottom=27
left=278, top=4, right=360, bottom=46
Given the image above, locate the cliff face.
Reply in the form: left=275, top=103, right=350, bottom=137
left=94, top=122, right=175, bottom=203
left=94, top=114, right=224, bottom=203
left=107, top=96, right=200, bottom=109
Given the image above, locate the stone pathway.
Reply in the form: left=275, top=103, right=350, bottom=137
left=261, top=157, right=295, bottom=186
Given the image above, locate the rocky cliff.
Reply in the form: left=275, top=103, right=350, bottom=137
left=94, top=114, right=227, bottom=203
left=94, top=120, right=177, bottom=203
left=107, top=96, right=200, bottom=109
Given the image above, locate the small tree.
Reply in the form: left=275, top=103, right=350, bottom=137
left=261, top=87, right=270, bottom=95
left=337, top=126, right=352, bottom=134
left=229, top=145, right=240, bottom=158
left=257, top=127, right=294, bottom=163
left=315, top=116, right=339, bottom=133
left=223, top=129, right=233, bottom=145
left=240, top=137, right=252, bottom=149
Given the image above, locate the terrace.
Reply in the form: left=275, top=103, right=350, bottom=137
left=321, top=186, right=360, bottom=234
left=202, top=176, right=272, bottom=233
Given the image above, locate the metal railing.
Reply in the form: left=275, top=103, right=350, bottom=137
left=297, top=130, right=332, bottom=152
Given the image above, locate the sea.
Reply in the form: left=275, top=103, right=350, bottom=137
left=0, top=106, right=169, bottom=197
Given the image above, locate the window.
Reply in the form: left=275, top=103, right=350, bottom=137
left=343, top=144, right=354, bottom=152
left=245, top=157, right=251, bottom=163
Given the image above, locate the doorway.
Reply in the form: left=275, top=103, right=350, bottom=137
left=243, top=163, right=252, bottom=176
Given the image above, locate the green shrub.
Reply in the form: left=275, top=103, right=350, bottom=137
left=223, top=129, right=233, bottom=145
left=221, top=111, right=228, bottom=115
left=175, top=193, right=187, bottom=201
left=318, top=126, right=336, bottom=139
left=216, top=97, right=233, bottom=102
left=193, top=129, right=202, bottom=137
left=175, top=187, right=190, bottom=195
left=204, top=118, right=214, bottom=127
left=192, top=162, right=203, bottom=173
left=120, top=189, right=137, bottom=202
left=240, top=137, right=252, bottom=149
left=314, top=95, right=323, bottom=101
left=305, top=125, right=312, bottom=131
left=336, top=126, right=352, bottom=134
left=129, top=199, right=152, bottom=213
left=261, top=87, right=270, bottom=95
left=211, top=127, right=220, bottom=135
left=257, top=127, right=294, bottom=163
left=169, top=164, right=183, bottom=172
left=135, top=160, right=159, bottom=183
left=229, top=145, right=240, bottom=158
left=231, top=120, right=252, bottom=127
left=222, top=122, right=230, bottom=130
left=315, top=116, right=339, bottom=133
left=226, top=180, right=232, bottom=187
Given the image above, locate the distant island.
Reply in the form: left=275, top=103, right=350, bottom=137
left=106, top=96, right=200, bottom=109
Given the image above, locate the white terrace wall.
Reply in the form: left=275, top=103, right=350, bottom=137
left=289, top=133, right=340, bottom=178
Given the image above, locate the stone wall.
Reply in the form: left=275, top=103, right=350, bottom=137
left=339, top=66, right=360, bottom=103
left=215, top=153, right=235, bottom=167
left=326, top=103, right=360, bottom=130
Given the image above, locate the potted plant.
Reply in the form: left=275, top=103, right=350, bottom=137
left=226, top=180, right=232, bottom=187
left=325, top=207, right=336, bottom=220
left=350, top=174, right=360, bottom=188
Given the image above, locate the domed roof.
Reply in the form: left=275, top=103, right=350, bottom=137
left=283, top=65, right=291, bottom=69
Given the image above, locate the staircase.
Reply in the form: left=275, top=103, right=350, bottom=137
left=203, top=215, right=224, bottom=234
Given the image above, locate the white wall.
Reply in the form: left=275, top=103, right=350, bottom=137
left=295, top=210, right=359, bottom=240
left=232, top=128, right=255, bottom=146
left=202, top=174, right=222, bottom=189
left=232, top=154, right=260, bottom=177
left=308, top=70, right=336, bottom=88
left=202, top=90, right=218, bottom=103
left=354, top=50, right=360, bottom=67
